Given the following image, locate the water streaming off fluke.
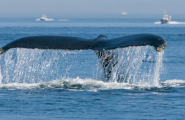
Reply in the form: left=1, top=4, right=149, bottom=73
left=109, top=46, right=164, bottom=87
left=0, top=46, right=164, bottom=87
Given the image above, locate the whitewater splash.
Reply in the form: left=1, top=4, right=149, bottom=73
left=36, top=19, right=54, bottom=21
left=103, top=46, right=164, bottom=87
left=0, top=77, right=185, bottom=91
left=154, top=21, right=185, bottom=24
left=0, top=49, right=99, bottom=84
left=0, top=46, right=164, bottom=87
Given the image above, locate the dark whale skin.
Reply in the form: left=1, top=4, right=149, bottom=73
left=0, top=34, right=167, bottom=53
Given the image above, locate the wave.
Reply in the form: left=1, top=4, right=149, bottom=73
left=160, top=79, right=185, bottom=87
left=0, top=77, right=184, bottom=91
left=154, top=21, right=185, bottom=24
left=36, top=19, right=54, bottom=21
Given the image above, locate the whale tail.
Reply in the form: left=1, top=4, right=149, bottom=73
left=0, top=34, right=167, bottom=81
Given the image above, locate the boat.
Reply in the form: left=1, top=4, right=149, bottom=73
left=40, top=15, right=48, bottom=21
left=36, top=15, right=54, bottom=21
left=161, top=13, right=171, bottom=24
left=121, top=12, right=127, bottom=15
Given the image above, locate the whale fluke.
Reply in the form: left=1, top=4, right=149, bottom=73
left=0, top=34, right=167, bottom=53
left=0, top=34, right=167, bottom=80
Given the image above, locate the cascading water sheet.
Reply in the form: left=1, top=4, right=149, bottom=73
left=0, top=49, right=99, bottom=84
left=0, top=46, right=164, bottom=87
left=109, top=46, right=164, bottom=87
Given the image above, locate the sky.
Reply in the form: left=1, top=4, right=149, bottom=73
left=0, top=0, right=184, bottom=18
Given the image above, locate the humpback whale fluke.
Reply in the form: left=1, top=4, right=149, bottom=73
left=0, top=34, right=167, bottom=80
left=0, top=34, right=167, bottom=54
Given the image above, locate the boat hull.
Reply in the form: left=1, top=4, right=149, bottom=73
left=161, top=19, right=169, bottom=24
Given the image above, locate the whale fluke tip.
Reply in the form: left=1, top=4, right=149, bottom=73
left=156, top=42, right=167, bottom=52
left=0, top=48, right=4, bottom=54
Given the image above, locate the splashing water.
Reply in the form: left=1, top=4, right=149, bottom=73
left=109, top=46, right=164, bottom=87
left=0, top=49, right=86, bottom=83
left=0, top=77, right=184, bottom=91
left=0, top=46, right=164, bottom=87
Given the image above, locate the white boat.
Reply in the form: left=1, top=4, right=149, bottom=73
left=36, top=15, right=54, bottom=21
left=121, top=12, right=127, bottom=15
left=161, top=13, right=171, bottom=24
left=40, top=15, right=48, bottom=21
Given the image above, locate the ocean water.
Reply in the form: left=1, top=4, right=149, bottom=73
left=0, top=18, right=185, bottom=119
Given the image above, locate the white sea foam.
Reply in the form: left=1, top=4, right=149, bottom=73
left=36, top=19, right=54, bottom=21
left=154, top=21, right=185, bottom=24
left=0, top=77, right=128, bottom=90
left=0, top=77, right=184, bottom=91
left=160, top=79, right=185, bottom=87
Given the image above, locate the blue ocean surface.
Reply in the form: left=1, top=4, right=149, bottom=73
left=0, top=18, right=185, bottom=119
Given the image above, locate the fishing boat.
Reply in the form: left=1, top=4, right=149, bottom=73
left=36, top=15, right=54, bottom=21
left=40, top=15, right=48, bottom=21
left=161, top=13, right=171, bottom=24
